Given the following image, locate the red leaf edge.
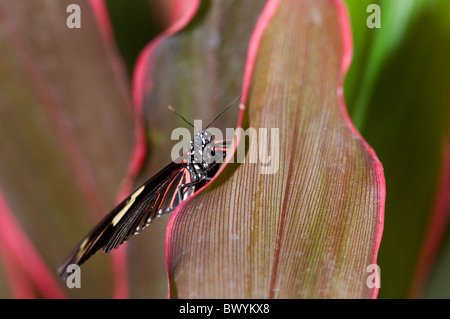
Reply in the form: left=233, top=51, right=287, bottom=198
left=0, top=241, right=34, bottom=298
left=409, top=143, right=450, bottom=297
left=0, top=191, right=66, bottom=298
left=333, top=0, right=385, bottom=299
left=148, top=0, right=188, bottom=31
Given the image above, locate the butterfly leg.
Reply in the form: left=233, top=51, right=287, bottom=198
left=177, top=180, right=199, bottom=204
left=176, top=162, right=198, bottom=204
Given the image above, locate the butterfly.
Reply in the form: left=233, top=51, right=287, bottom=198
left=57, top=95, right=241, bottom=279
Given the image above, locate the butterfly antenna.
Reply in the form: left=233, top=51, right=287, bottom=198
left=168, top=105, right=194, bottom=128
left=205, top=93, right=242, bottom=129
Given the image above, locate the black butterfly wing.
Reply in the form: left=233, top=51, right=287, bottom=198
left=57, top=161, right=193, bottom=279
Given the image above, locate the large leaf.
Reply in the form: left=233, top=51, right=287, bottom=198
left=0, top=0, right=135, bottom=298
left=166, top=0, right=384, bottom=298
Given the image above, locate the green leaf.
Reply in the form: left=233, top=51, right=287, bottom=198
left=345, top=0, right=428, bottom=126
